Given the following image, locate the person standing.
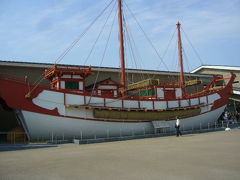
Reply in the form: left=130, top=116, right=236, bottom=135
left=175, top=117, right=182, bottom=137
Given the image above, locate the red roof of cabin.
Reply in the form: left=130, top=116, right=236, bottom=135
left=45, top=65, right=93, bottom=80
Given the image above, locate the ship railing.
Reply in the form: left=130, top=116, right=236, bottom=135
left=186, top=86, right=225, bottom=98
left=0, top=120, right=239, bottom=145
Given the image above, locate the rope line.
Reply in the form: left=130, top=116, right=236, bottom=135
left=83, top=0, right=117, bottom=66
left=26, top=0, right=115, bottom=96
left=87, top=6, right=118, bottom=105
left=123, top=15, right=149, bottom=81
left=181, top=28, right=204, bottom=66
left=152, top=27, right=177, bottom=80
left=123, top=1, right=169, bottom=72
left=54, top=0, right=115, bottom=65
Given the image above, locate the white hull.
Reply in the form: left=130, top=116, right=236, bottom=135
left=18, top=105, right=225, bottom=140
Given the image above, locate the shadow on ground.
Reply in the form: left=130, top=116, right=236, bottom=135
left=0, top=144, right=58, bottom=152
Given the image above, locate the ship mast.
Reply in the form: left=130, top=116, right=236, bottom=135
left=177, top=22, right=185, bottom=96
left=118, top=0, right=126, bottom=95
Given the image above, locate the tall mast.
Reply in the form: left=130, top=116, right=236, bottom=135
left=177, top=22, right=185, bottom=95
left=118, top=0, right=126, bottom=95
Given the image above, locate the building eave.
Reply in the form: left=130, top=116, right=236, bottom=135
left=191, top=65, right=240, bottom=73
left=0, top=60, right=213, bottom=78
left=233, top=90, right=240, bottom=95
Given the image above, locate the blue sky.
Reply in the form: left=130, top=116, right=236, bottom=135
left=0, top=0, right=239, bottom=72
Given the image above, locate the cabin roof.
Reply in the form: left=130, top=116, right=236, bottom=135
left=44, top=65, right=93, bottom=80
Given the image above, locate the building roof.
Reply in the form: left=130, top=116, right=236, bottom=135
left=233, top=88, right=240, bottom=95
left=0, top=60, right=213, bottom=78
left=233, top=90, right=240, bottom=95
left=191, top=65, right=240, bottom=73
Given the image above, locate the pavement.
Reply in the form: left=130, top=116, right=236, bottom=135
left=0, top=130, right=240, bottom=180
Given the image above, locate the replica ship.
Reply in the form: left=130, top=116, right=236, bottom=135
left=0, top=0, right=236, bottom=140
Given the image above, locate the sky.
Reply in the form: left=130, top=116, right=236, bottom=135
left=0, top=0, right=239, bottom=72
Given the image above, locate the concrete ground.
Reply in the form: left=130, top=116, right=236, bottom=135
left=0, top=130, right=240, bottom=180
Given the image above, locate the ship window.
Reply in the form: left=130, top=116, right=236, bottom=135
left=141, top=90, right=148, bottom=96
left=65, top=81, right=79, bottom=90
left=140, top=88, right=155, bottom=97
left=148, top=88, right=155, bottom=95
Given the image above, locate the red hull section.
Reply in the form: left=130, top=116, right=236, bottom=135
left=0, top=75, right=60, bottom=116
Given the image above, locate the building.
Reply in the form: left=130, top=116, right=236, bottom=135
left=191, top=65, right=240, bottom=118
left=0, top=60, right=215, bottom=133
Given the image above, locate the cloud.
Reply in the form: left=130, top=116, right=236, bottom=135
left=0, top=0, right=118, bottom=63
left=124, top=0, right=240, bottom=41
left=119, top=0, right=240, bottom=70
left=0, top=0, right=239, bottom=70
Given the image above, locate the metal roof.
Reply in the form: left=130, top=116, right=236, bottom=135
left=0, top=60, right=213, bottom=78
left=233, top=88, right=240, bottom=95
left=191, top=65, right=240, bottom=73
left=233, top=90, right=240, bottom=95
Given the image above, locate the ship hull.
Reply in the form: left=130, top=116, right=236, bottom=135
left=0, top=73, right=235, bottom=140
left=18, top=105, right=225, bottom=140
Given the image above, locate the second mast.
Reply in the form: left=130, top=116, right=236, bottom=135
left=118, top=0, right=126, bottom=95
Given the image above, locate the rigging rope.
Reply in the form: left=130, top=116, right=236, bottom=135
left=124, top=28, right=145, bottom=81
left=152, top=27, right=177, bottom=80
left=170, top=37, right=178, bottom=83
left=125, top=29, right=143, bottom=82
left=54, top=0, right=115, bottom=65
left=123, top=1, right=169, bottom=72
left=162, top=28, right=177, bottom=61
left=83, top=0, right=117, bottom=66
left=181, top=28, right=204, bottom=67
left=87, top=5, right=118, bottom=105
left=123, top=15, right=150, bottom=81
left=182, top=46, right=192, bottom=73
left=26, top=0, right=115, bottom=97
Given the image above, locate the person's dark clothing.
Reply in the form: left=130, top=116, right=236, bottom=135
left=175, top=124, right=182, bottom=137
